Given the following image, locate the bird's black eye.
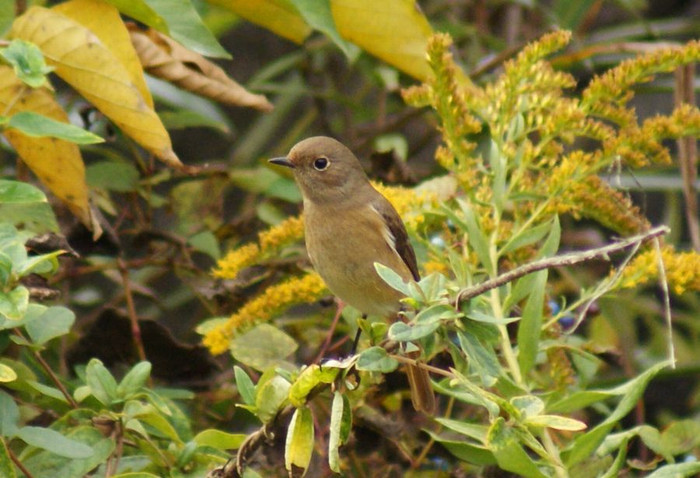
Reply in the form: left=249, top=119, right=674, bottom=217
left=313, top=157, right=329, bottom=171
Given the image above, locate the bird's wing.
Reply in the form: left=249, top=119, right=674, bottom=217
left=372, top=196, right=421, bottom=282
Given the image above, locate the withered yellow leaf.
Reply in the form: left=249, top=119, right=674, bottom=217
left=0, top=65, right=92, bottom=229
left=210, top=0, right=311, bottom=44
left=128, top=26, right=273, bottom=111
left=331, top=0, right=433, bottom=80
left=53, top=0, right=154, bottom=109
left=11, top=6, right=182, bottom=169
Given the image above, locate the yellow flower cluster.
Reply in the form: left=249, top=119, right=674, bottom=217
left=372, top=182, right=439, bottom=231
left=213, top=215, right=305, bottom=280
left=617, top=246, right=700, bottom=295
left=203, top=272, right=327, bottom=355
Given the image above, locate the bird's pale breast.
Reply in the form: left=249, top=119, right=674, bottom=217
left=304, top=202, right=412, bottom=317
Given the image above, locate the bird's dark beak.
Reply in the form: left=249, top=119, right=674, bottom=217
left=269, top=157, right=295, bottom=169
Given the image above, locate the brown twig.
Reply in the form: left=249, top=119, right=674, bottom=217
left=675, top=64, right=699, bottom=251
left=117, top=258, right=148, bottom=365
left=14, top=329, right=78, bottom=408
left=6, top=440, right=34, bottom=478
left=453, top=226, right=669, bottom=306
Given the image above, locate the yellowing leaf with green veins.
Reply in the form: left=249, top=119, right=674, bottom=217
left=0, top=363, right=17, bottom=383
left=210, top=0, right=311, bottom=44
left=10, top=6, right=181, bottom=169
left=53, top=0, right=154, bottom=109
left=331, top=0, right=433, bottom=80
left=0, top=65, right=93, bottom=229
left=285, top=406, right=314, bottom=475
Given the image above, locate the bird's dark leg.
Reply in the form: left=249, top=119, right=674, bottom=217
left=314, top=299, right=346, bottom=363
left=350, top=314, right=366, bottom=355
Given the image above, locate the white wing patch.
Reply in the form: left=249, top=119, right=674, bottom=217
left=370, top=203, right=400, bottom=258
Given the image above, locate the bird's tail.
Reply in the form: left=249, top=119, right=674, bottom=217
left=406, top=360, right=435, bottom=413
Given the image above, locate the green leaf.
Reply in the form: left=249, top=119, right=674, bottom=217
left=24, top=306, right=75, bottom=345
left=285, top=406, right=314, bottom=474
left=288, top=364, right=339, bottom=407
left=0, top=180, right=58, bottom=233
left=435, top=418, right=489, bottom=442
left=292, top=0, right=359, bottom=58
left=234, top=365, right=256, bottom=406
left=194, top=429, right=246, bottom=450
left=187, top=230, right=221, bottom=260
left=0, top=286, right=29, bottom=321
left=16, top=250, right=62, bottom=277
left=328, top=391, right=351, bottom=472
left=525, top=415, right=587, bottom=431
left=646, top=462, right=700, bottom=478
left=0, top=39, right=53, bottom=87
left=17, top=426, right=93, bottom=458
left=26, top=380, right=69, bottom=403
left=0, top=390, right=20, bottom=436
left=0, top=438, right=17, bottom=478
left=458, top=199, right=494, bottom=274
left=230, top=323, right=298, bottom=372
left=21, top=426, right=114, bottom=477
left=457, top=330, right=500, bottom=386
left=85, top=358, right=119, bottom=406
left=356, top=346, right=399, bottom=373
left=117, top=361, right=152, bottom=398
left=4, top=112, right=103, bottom=144
left=86, top=161, right=140, bottom=192
left=374, top=262, right=410, bottom=295
left=111, top=473, right=162, bottom=478
left=144, top=0, right=230, bottom=58
left=388, top=321, right=439, bottom=342
left=500, top=218, right=556, bottom=256
left=659, top=419, right=700, bottom=456
left=158, top=109, right=230, bottom=132
left=425, top=430, right=496, bottom=466
left=256, top=375, right=291, bottom=424
left=487, top=418, right=548, bottom=478
left=0, top=363, right=16, bottom=383
left=517, top=216, right=560, bottom=374
left=103, top=0, right=168, bottom=33
left=562, top=361, right=670, bottom=467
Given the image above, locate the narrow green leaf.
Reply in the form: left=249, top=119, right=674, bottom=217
left=526, top=414, right=587, bottom=431
left=288, top=364, right=339, bottom=407
left=487, top=418, right=547, bottom=478
left=0, top=390, right=19, bottom=436
left=374, top=262, right=410, bottom=295
left=292, top=0, right=359, bottom=58
left=328, top=391, right=351, bottom=472
left=117, top=361, right=152, bottom=398
left=459, top=199, right=494, bottom=274
left=86, top=161, right=140, bottom=192
left=562, top=361, right=670, bottom=466
left=457, top=331, right=500, bottom=386
left=285, top=406, right=314, bottom=474
left=25, top=380, right=68, bottom=403
left=143, top=0, right=230, bottom=58
left=234, top=365, right=256, bottom=406
left=490, top=140, right=506, bottom=212
left=500, top=219, right=556, bottom=256
left=517, top=217, right=560, bottom=374
left=0, top=363, right=16, bottom=383
left=356, top=346, right=399, bottom=373
left=17, top=426, right=93, bottom=458
left=6, top=112, right=104, bottom=144
left=256, top=375, right=290, bottom=424
left=435, top=418, right=489, bottom=443
left=193, top=429, right=246, bottom=450
left=103, top=0, right=168, bottom=33
left=85, top=359, right=119, bottom=406
left=0, top=286, right=29, bottom=321
left=425, top=430, right=496, bottom=466
left=646, top=462, right=700, bottom=478
left=388, top=321, right=439, bottom=342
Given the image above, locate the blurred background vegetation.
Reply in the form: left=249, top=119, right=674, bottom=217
left=0, top=0, right=698, bottom=476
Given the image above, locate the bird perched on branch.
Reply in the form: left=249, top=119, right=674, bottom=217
left=270, top=136, right=435, bottom=413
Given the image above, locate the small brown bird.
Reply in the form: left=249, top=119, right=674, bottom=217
left=270, top=136, right=435, bottom=413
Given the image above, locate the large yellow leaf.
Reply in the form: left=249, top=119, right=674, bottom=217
left=331, top=0, right=433, bottom=80
left=53, top=0, right=154, bottom=110
left=10, top=6, right=182, bottom=169
left=0, top=65, right=93, bottom=229
left=210, top=0, right=311, bottom=44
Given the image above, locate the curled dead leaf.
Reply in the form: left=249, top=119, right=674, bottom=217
left=128, top=25, right=273, bottom=112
